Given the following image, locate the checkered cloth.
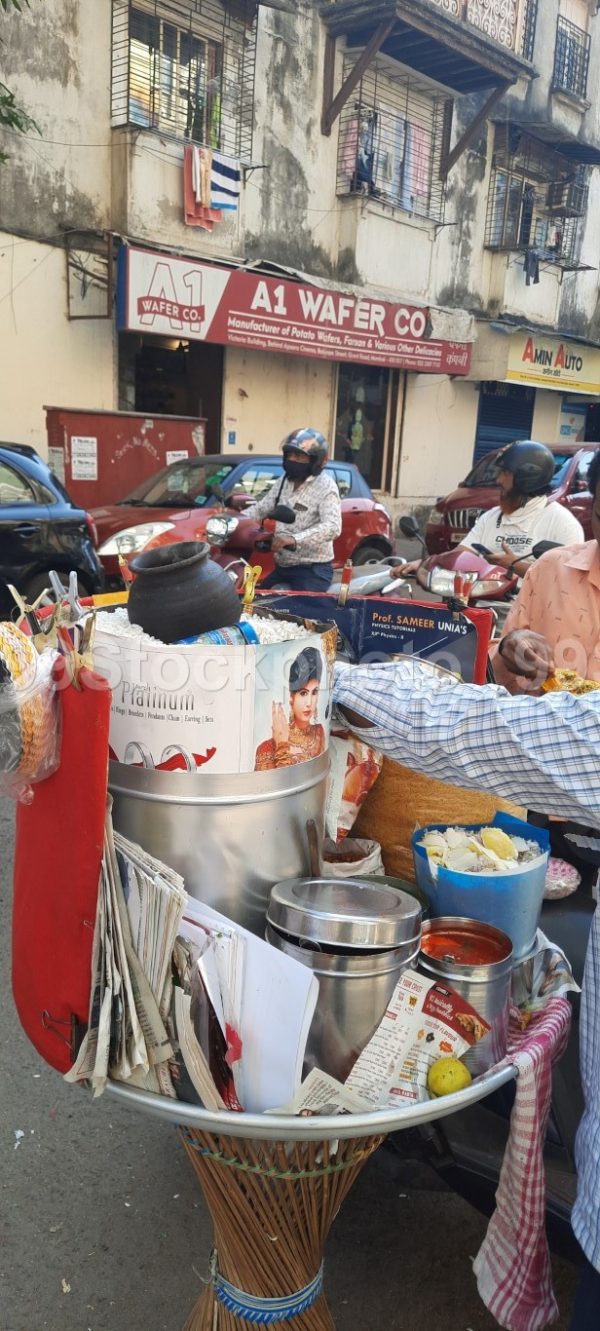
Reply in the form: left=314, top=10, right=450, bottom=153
left=473, top=998, right=572, bottom=1331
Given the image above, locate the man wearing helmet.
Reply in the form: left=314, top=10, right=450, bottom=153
left=459, top=440, right=584, bottom=576
left=244, top=428, right=342, bottom=592
left=397, top=440, right=583, bottom=580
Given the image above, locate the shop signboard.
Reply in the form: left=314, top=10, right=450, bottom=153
left=507, top=332, right=600, bottom=395
left=117, top=244, right=472, bottom=375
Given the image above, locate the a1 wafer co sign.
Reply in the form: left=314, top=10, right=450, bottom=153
left=117, top=244, right=472, bottom=375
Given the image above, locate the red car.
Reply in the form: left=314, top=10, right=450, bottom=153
left=93, top=454, right=393, bottom=583
left=425, top=443, right=596, bottom=554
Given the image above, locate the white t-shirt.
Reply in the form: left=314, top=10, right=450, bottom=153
left=462, top=495, right=584, bottom=560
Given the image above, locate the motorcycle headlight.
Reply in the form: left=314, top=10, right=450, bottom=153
left=427, top=509, right=445, bottom=527
left=471, top=578, right=506, bottom=597
left=416, top=567, right=456, bottom=596
left=98, top=522, right=175, bottom=556
left=205, top=515, right=239, bottom=544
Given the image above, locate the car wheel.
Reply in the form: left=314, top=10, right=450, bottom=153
left=352, top=544, right=391, bottom=566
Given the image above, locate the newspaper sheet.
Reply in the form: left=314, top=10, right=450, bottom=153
left=346, top=969, right=490, bottom=1107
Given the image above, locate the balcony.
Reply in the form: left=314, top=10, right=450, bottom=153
left=320, top=0, right=535, bottom=95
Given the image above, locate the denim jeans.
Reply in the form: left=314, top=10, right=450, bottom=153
left=260, top=562, right=334, bottom=592
left=569, top=1252, right=600, bottom=1331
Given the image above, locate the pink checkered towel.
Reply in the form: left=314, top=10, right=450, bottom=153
left=473, top=997, right=572, bottom=1331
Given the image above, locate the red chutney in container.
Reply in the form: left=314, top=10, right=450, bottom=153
left=420, top=925, right=511, bottom=967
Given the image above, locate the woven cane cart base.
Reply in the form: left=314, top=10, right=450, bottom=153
left=180, top=1129, right=385, bottom=1330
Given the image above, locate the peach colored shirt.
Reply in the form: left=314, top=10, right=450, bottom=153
left=493, top=541, right=600, bottom=691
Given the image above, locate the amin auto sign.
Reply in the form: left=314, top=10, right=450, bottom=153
left=117, top=244, right=472, bottom=375
left=507, top=332, right=600, bottom=395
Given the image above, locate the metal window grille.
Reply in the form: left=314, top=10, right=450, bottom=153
left=111, top=0, right=256, bottom=159
left=336, top=54, right=447, bottom=224
left=552, top=16, right=590, bottom=99
left=520, top=0, right=538, bottom=62
left=485, top=125, right=589, bottom=270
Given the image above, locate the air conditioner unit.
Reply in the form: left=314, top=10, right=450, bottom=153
left=546, top=179, right=586, bottom=217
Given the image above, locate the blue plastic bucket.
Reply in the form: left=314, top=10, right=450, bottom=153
left=412, top=813, right=549, bottom=962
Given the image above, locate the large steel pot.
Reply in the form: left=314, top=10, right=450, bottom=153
left=109, top=751, right=329, bottom=936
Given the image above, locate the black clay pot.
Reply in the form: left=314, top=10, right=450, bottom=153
left=127, top=541, right=241, bottom=643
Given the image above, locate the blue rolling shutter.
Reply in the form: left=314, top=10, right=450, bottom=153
left=474, top=383, right=535, bottom=464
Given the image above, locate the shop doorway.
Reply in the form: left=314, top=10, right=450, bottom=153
left=118, top=334, right=223, bottom=453
left=474, top=382, right=535, bottom=463
left=333, top=364, right=395, bottom=491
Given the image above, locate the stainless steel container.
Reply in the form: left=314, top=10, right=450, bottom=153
left=109, top=751, right=329, bottom=936
left=418, top=917, right=513, bottom=1075
left=266, top=877, right=422, bottom=1082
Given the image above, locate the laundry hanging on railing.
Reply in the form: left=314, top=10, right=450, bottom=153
left=184, top=145, right=242, bottom=228
left=211, top=151, right=241, bottom=211
left=183, top=145, right=222, bottom=231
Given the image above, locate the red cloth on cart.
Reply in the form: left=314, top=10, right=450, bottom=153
left=12, top=665, right=110, bottom=1073
left=473, top=997, right=572, bottom=1331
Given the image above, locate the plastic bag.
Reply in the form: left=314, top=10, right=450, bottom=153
left=322, top=837, right=384, bottom=878
left=0, top=623, right=60, bottom=798
left=325, top=730, right=383, bottom=841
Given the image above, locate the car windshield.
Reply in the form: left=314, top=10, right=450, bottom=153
left=462, top=451, right=577, bottom=490
left=119, top=461, right=238, bottom=508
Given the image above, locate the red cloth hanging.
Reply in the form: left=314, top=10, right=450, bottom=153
left=12, top=663, right=110, bottom=1073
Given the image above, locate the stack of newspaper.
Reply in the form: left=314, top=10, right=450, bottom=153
left=66, top=807, right=187, bottom=1098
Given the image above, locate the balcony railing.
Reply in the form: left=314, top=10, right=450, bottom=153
left=428, top=0, right=520, bottom=52
left=552, top=16, right=590, bottom=100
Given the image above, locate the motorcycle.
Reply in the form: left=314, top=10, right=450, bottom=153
left=398, top=515, right=562, bottom=636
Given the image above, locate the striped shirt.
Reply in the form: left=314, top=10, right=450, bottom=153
left=245, top=471, right=342, bottom=566
left=332, top=660, right=600, bottom=1270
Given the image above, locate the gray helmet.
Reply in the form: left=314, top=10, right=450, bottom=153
left=498, top=440, right=555, bottom=496
left=282, top=428, right=328, bottom=475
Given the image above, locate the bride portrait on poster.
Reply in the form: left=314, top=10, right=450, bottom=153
left=254, top=645, right=327, bottom=771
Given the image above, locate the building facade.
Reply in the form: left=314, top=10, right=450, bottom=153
left=2, top=0, right=600, bottom=513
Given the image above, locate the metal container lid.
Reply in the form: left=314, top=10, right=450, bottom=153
left=267, top=876, right=422, bottom=951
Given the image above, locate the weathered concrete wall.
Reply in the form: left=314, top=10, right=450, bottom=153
left=221, top=349, right=335, bottom=452
left=396, top=376, right=480, bottom=511
left=0, top=1, right=112, bottom=238
left=0, top=232, right=115, bottom=453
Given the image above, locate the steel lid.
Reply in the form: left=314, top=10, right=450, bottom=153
left=267, top=876, right=422, bottom=951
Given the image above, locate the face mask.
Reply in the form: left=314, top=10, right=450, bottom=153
left=283, top=459, right=310, bottom=481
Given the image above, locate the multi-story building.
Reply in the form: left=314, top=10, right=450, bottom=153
left=2, top=0, right=600, bottom=513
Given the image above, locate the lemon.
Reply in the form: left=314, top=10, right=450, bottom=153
left=481, top=827, right=516, bottom=860
left=427, top=1057, right=472, bottom=1098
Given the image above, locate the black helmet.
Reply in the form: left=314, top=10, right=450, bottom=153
left=497, top=440, right=555, bottom=496
left=282, top=427, right=328, bottom=475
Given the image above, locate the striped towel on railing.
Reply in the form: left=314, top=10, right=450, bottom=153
left=211, top=150, right=241, bottom=211
left=473, top=997, right=572, bottom=1331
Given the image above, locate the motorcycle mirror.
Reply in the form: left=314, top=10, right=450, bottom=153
left=398, top=515, right=420, bottom=539
left=269, top=503, right=296, bottom=525
left=532, top=540, right=561, bottom=559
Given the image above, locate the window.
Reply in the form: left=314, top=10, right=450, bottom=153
left=128, top=8, right=222, bottom=142
left=336, top=56, right=447, bottom=224
left=485, top=126, right=589, bottom=271
left=520, top=0, right=538, bottom=62
left=553, top=16, right=590, bottom=99
left=111, top=0, right=256, bottom=158
left=234, top=465, right=284, bottom=499
left=0, top=463, right=35, bottom=506
left=331, top=467, right=353, bottom=498
left=569, top=452, right=595, bottom=493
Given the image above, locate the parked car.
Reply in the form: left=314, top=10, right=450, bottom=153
left=93, top=454, right=394, bottom=583
left=0, top=444, right=103, bottom=619
left=425, top=443, right=596, bottom=554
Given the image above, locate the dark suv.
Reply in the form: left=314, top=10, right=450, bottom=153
left=0, top=444, right=103, bottom=618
